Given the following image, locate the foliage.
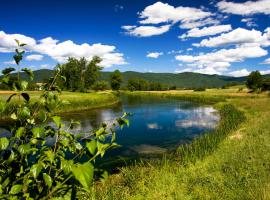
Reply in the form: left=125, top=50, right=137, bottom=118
left=92, top=81, right=109, bottom=91
left=0, top=41, right=128, bottom=199
left=127, top=78, right=173, bottom=91
left=193, top=87, right=206, bottom=92
left=261, top=77, right=270, bottom=91
left=110, top=70, right=122, bottom=91
left=246, top=71, right=262, bottom=91
left=56, top=57, right=103, bottom=91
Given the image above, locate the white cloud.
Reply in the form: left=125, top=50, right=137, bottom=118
left=195, top=27, right=270, bottom=47
left=180, top=25, right=232, bottom=39
left=40, top=64, right=49, bottom=68
left=187, top=48, right=193, bottom=51
left=179, top=17, right=219, bottom=29
left=228, top=69, right=250, bottom=77
left=0, top=31, right=126, bottom=68
left=175, top=46, right=268, bottom=74
left=217, top=0, right=270, bottom=15
left=241, top=18, right=257, bottom=27
left=26, top=54, right=43, bottom=61
left=139, top=2, right=212, bottom=25
left=261, top=58, right=270, bottom=64
left=122, top=2, right=216, bottom=37
left=260, top=69, right=270, bottom=74
left=122, top=25, right=171, bottom=37
left=0, top=31, right=36, bottom=53
left=3, top=60, right=16, bottom=65
left=146, top=52, right=163, bottom=58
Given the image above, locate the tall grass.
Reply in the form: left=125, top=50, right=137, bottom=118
left=176, top=104, right=246, bottom=164
left=123, top=91, right=226, bottom=104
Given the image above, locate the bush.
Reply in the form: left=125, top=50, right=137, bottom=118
left=193, top=87, right=206, bottom=92
left=92, top=81, right=109, bottom=91
left=246, top=71, right=262, bottom=91
left=0, top=41, right=129, bottom=199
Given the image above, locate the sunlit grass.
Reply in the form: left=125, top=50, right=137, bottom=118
left=82, top=89, right=270, bottom=199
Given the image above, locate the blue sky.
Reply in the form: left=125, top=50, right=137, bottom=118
left=0, top=0, right=270, bottom=76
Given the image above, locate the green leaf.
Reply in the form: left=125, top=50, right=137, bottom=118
left=21, top=93, right=30, bottom=102
left=52, top=116, right=61, bottom=128
left=1, top=76, right=9, bottom=84
left=2, top=67, right=16, bottom=75
left=6, top=93, right=17, bottom=103
left=44, top=150, right=54, bottom=163
left=43, top=173, right=52, bottom=188
left=61, top=159, right=73, bottom=175
left=22, top=68, right=34, bottom=80
left=38, top=110, right=47, bottom=122
left=18, top=144, right=31, bottom=155
left=9, top=184, right=22, bottom=194
left=15, top=127, right=25, bottom=138
left=0, top=137, right=9, bottom=150
left=20, top=81, right=28, bottom=91
left=30, top=163, right=42, bottom=179
left=72, top=162, right=94, bottom=189
left=95, top=127, right=105, bottom=136
left=86, top=140, right=97, bottom=155
left=13, top=54, right=22, bottom=65
left=32, top=127, right=44, bottom=138
left=10, top=113, right=17, bottom=120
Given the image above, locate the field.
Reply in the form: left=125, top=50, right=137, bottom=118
left=80, top=88, right=270, bottom=199
left=1, top=88, right=270, bottom=199
left=0, top=90, right=120, bottom=115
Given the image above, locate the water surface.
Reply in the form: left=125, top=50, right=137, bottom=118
left=60, top=95, right=219, bottom=157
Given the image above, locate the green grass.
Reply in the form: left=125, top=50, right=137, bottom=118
left=0, top=91, right=120, bottom=118
left=79, top=90, right=270, bottom=199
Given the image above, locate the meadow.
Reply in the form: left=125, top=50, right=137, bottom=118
left=77, top=88, right=270, bottom=199
left=1, top=87, right=270, bottom=199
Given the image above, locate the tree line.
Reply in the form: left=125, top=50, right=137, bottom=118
left=52, top=57, right=175, bottom=92
left=246, top=70, right=270, bottom=92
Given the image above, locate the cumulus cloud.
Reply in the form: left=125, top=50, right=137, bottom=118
left=175, top=46, right=268, bottom=74
left=228, top=69, right=250, bottom=77
left=217, top=0, right=270, bottom=15
left=3, top=60, right=16, bottom=65
left=180, top=25, right=232, bottom=39
left=122, top=2, right=216, bottom=37
left=194, top=27, right=270, bottom=47
left=261, top=58, right=270, bottom=64
left=0, top=31, right=126, bottom=68
left=146, top=52, right=163, bottom=58
left=26, top=54, right=43, bottom=61
left=122, top=25, right=171, bottom=37
left=139, top=2, right=212, bottom=24
left=241, top=18, right=257, bottom=27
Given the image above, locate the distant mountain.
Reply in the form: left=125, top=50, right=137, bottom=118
left=3, top=69, right=270, bottom=88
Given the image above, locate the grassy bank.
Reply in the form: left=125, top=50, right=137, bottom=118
left=0, top=91, right=120, bottom=118
left=83, top=90, right=270, bottom=199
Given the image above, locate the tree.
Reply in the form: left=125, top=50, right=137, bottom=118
left=57, top=56, right=103, bottom=91
left=110, top=70, right=122, bottom=90
left=261, top=77, right=270, bottom=91
left=85, top=56, right=103, bottom=88
left=246, top=71, right=262, bottom=91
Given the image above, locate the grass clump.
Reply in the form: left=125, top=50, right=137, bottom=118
left=177, top=104, right=246, bottom=164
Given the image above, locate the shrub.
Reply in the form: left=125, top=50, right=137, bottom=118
left=0, top=40, right=129, bottom=199
left=246, top=71, right=262, bottom=91
left=92, top=81, right=109, bottom=91
left=193, top=87, right=206, bottom=92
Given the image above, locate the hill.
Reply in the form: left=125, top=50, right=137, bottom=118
left=4, top=69, right=270, bottom=88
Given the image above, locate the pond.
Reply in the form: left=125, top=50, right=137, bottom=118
left=60, top=95, right=220, bottom=160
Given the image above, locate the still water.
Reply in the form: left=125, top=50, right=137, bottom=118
left=60, top=95, right=220, bottom=157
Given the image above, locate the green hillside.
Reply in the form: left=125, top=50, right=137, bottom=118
left=3, top=69, right=265, bottom=88
left=99, top=71, right=242, bottom=88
